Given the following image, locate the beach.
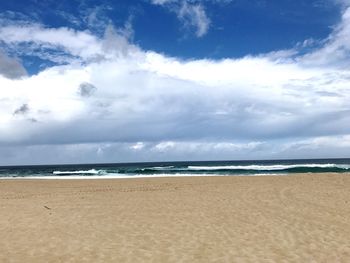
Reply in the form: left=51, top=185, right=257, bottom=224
left=1, top=173, right=350, bottom=262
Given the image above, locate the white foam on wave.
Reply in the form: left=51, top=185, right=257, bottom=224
left=53, top=169, right=106, bottom=175
left=0, top=173, right=293, bottom=180
left=141, top=166, right=175, bottom=171
left=187, top=163, right=350, bottom=171
left=1, top=163, right=349, bottom=180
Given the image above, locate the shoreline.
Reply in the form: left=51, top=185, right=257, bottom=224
left=1, top=173, right=350, bottom=262
left=0, top=172, right=292, bottom=180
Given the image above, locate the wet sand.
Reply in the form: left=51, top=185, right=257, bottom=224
left=1, top=173, right=350, bottom=262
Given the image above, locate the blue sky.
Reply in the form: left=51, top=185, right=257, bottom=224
left=0, top=0, right=350, bottom=164
left=0, top=0, right=342, bottom=72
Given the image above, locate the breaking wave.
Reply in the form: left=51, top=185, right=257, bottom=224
left=1, top=159, right=350, bottom=178
left=51, top=163, right=350, bottom=176
left=53, top=169, right=107, bottom=175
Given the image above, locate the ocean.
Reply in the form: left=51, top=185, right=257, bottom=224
left=0, top=158, right=350, bottom=179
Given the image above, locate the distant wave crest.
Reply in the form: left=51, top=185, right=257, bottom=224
left=53, top=169, right=106, bottom=175
left=0, top=161, right=348, bottom=179
left=186, top=164, right=350, bottom=171
left=52, top=164, right=350, bottom=176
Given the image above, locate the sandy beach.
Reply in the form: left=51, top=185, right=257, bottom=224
left=1, top=173, right=350, bottom=262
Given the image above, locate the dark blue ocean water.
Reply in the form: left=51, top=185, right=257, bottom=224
left=0, top=158, right=350, bottom=179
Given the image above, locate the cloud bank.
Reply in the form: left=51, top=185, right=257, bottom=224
left=1, top=3, right=350, bottom=164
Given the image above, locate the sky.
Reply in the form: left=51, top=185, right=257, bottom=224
left=0, top=0, right=350, bottom=165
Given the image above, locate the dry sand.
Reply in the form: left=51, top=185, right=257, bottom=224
left=1, top=173, right=350, bottom=262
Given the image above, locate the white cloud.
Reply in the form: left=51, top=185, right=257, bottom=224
left=154, top=141, right=176, bottom=152
left=285, top=135, right=350, bottom=151
left=152, top=141, right=264, bottom=154
left=151, top=0, right=211, bottom=37
left=275, top=135, right=350, bottom=159
left=0, top=25, right=102, bottom=59
left=0, top=23, right=138, bottom=64
left=151, top=0, right=234, bottom=5
left=131, top=142, right=146, bottom=150
left=178, top=2, right=210, bottom=37
left=151, top=0, right=175, bottom=4
left=300, top=5, right=350, bottom=67
left=1, top=5, right=350, bottom=163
